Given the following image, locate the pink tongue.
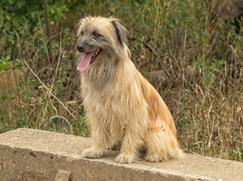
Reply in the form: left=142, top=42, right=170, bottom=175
left=77, top=52, right=95, bottom=72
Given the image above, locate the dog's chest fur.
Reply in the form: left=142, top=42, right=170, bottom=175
left=80, top=60, right=148, bottom=127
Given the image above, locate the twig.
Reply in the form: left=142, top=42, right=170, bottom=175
left=23, top=60, right=77, bottom=120
left=44, top=0, right=52, bottom=63
left=49, top=115, right=73, bottom=134
left=50, top=30, right=62, bottom=91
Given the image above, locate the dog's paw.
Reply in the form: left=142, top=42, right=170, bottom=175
left=81, top=148, right=104, bottom=159
left=145, top=153, right=168, bottom=162
left=115, top=153, right=135, bottom=164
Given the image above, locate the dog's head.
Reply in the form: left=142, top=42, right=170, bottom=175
left=76, top=16, right=129, bottom=72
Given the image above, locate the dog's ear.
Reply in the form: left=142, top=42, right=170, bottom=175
left=111, top=19, right=128, bottom=47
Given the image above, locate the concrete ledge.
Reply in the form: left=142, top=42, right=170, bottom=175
left=0, top=129, right=242, bottom=181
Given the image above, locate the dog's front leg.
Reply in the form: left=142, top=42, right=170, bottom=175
left=81, top=121, right=109, bottom=159
left=115, top=126, right=144, bottom=164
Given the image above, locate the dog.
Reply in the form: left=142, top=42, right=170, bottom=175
left=76, top=16, right=182, bottom=163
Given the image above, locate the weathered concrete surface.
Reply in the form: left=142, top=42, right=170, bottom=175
left=0, top=129, right=242, bottom=181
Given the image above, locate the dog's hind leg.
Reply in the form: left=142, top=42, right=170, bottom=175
left=144, top=124, right=183, bottom=162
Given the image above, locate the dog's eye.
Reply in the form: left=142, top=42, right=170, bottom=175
left=92, top=31, right=102, bottom=37
left=80, top=30, right=84, bottom=36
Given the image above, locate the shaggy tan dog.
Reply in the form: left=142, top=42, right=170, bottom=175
left=76, top=16, right=182, bottom=163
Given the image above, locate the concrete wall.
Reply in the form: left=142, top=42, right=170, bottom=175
left=0, top=128, right=243, bottom=181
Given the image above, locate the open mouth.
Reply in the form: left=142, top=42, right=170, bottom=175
left=77, top=48, right=101, bottom=72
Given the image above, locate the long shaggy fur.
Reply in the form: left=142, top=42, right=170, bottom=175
left=76, top=16, right=182, bottom=163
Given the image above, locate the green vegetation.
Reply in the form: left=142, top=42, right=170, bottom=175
left=0, top=0, right=242, bottom=161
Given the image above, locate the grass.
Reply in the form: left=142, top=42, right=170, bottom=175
left=0, top=0, right=242, bottom=161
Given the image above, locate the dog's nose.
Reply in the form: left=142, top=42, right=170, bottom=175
left=76, top=45, right=84, bottom=52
